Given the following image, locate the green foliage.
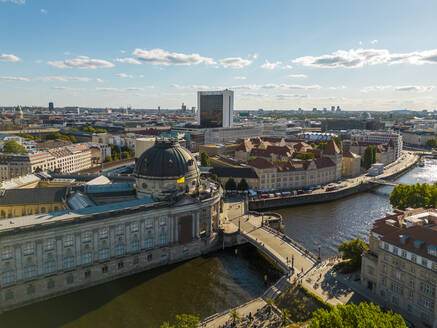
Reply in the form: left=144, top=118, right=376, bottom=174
left=229, top=310, right=240, bottom=324
left=18, top=133, right=39, bottom=141
left=159, top=314, right=200, bottom=328
left=337, top=238, right=368, bottom=272
left=211, top=173, right=218, bottom=181
left=390, top=183, right=437, bottom=210
left=310, top=142, right=317, bottom=149
left=225, top=177, right=237, bottom=190
left=309, top=302, right=407, bottom=328
left=45, top=132, right=76, bottom=143
left=317, top=142, right=327, bottom=150
left=361, top=145, right=377, bottom=169
left=104, top=155, right=112, bottom=163
left=69, top=127, right=79, bottom=131
left=247, top=156, right=257, bottom=162
left=3, top=140, right=27, bottom=154
left=426, top=138, right=437, bottom=149
left=237, top=178, right=249, bottom=190
left=296, top=152, right=315, bottom=160
left=200, top=152, right=211, bottom=167
left=82, top=126, right=108, bottom=133
left=333, top=136, right=342, bottom=150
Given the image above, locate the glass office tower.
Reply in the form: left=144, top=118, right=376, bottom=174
left=197, top=90, right=234, bottom=128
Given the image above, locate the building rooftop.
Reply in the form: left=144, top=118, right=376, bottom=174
left=0, top=187, right=67, bottom=206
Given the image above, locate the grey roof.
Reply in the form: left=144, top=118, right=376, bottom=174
left=134, top=139, right=198, bottom=178
left=0, top=187, right=67, bottom=205
left=210, top=167, right=259, bottom=179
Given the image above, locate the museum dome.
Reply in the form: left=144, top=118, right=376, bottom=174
left=134, top=139, right=198, bottom=178
left=134, top=139, right=200, bottom=200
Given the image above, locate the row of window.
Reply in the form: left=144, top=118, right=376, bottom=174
left=0, top=237, right=169, bottom=286
left=2, top=221, right=169, bottom=259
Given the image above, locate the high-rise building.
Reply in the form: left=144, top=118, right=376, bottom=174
left=336, top=106, right=341, bottom=112
left=48, top=102, right=54, bottom=111
left=181, top=103, right=187, bottom=112
left=197, top=90, right=234, bottom=128
left=331, top=106, right=335, bottom=112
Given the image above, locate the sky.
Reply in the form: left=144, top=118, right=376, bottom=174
left=1, top=0, right=437, bottom=111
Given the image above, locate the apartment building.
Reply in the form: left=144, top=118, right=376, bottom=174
left=0, top=144, right=91, bottom=180
left=361, top=209, right=437, bottom=327
left=350, top=131, right=403, bottom=159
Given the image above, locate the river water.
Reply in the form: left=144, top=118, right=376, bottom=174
left=1, top=160, right=436, bottom=328
left=279, top=158, right=437, bottom=257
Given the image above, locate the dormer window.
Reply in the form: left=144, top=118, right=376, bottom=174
left=427, top=245, right=437, bottom=257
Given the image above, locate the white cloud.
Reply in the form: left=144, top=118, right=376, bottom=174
left=120, top=50, right=126, bottom=54
left=116, top=73, right=133, bottom=78
left=0, top=0, right=25, bottom=4
left=35, top=59, right=43, bottom=64
left=370, top=39, right=378, bottom=44
left=171, top=84, right=210, bottom=90
left=359, top=41, right=363, bottom=45
left=96, top=78, right=103, bottom=83
left=361, top=85, right=434, bottom=93
left=133, top=48, right=215, bottom=66
left=0, top=54, right=21, bottom=62
left=220, top=57, right=252, bottom=69
left=261, top=60, right=281, bottom=70
left=96, top=86, right=153, bottom=92
left=231, top=83, right=320, bottom=90
left=37, top=76, right=91, bottom=82
left=395, top=85, right=434, bottom=92
left=248, top=53, right=258, bottom=59
left=293, top=48, right=437, bottom=68
left=64, top=51, right=71, bottom=56
left=0, top=76, right=29, bottom=81
left=47, top=56, right=114, bottom=69
left=282, top=64, right=293, bottom=70
left=288, top=74, right=307, bottom=78
left=115, top=57, right=141, bottom=65
left=139, top=74, right=144, bottom=78
left=40, top=8, right=47, bottom=14
left=234, top=76, right=246, bottom=80
left=361, top=85, right=392, bottom=93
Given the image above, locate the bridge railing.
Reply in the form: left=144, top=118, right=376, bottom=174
left=261, top=225, right=319, bottom=263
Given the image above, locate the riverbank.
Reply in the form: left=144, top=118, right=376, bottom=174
left=249, top=151, right=419, bottom=211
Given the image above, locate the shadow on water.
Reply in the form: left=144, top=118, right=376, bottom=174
left=0, top=246, right=271, bottom=328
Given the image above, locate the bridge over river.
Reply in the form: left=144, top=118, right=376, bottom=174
left=201, top=201, right=359, bottom=327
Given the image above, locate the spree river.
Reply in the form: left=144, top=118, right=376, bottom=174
left=1, top=160, right=436, bottom=328
left=279, top=158, right=437, bottom=257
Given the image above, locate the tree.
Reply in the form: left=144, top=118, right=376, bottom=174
left=296, top=152, right=315, bottom=160
left=317, top=142, right=327, bottom=150
left=280, top=308, right=291, bottom=327
left=247, top=156, right=257, bottom=162
left=362, top=145, right=377, bottom=169
left=390, top=183, right=436, bottom=210
left=159, top=314, right=200, bottom=328
left=229, top=310, right=240, bottom=325
left=104, top=155, right=112, bottom=163
left=333, top=136, right=342, bottom=151
left=211, top=173, right=218, bottom=181
left=237, top=178, right=249, bottom=191
left=200, top=152, right=211, bottom=167
left=82, top=126, right=96, bottom=133
left=337, top=237, right=368, bottom=272
left=426, top=138, right=437, bottom=149
left=310, top=302, right=407, bottom=328
left=225, top=177, right=237, bottom=190
left=3, top=140, right=27, bottom=154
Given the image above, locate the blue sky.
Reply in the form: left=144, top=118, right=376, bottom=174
left=1, top=0, right=437, bottom=110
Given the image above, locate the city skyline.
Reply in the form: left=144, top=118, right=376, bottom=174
left=1, top=0, right=437, bottom=110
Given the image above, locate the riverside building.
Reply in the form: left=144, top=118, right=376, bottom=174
left=361, top=208, right=437, bottom=327
left=0, top=139, right=222, bottom=312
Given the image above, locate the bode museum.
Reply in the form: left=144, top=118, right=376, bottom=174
left=0, top=139, right=222, bottom=312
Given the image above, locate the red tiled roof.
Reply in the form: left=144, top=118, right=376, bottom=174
left=313, top=157, right=335, bottom=169
left=247, top=157, right=274, bottom=169
left=323, top=139, right=340, bottom=155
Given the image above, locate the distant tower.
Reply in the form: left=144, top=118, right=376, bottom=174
left=16, top=106, right=24, bottom=119
left=158, top=106, right=161, bottom=113
left=124, top=107, right=130, bottom=115
left=336, top=106, right=341, bottom=112
left=181, top=103, right=187, bottom=113
left=49, top=102, right=54, bottom=111
left=76, top=107, right=80, bottom=115
left=331, top=106, right=335, bottom=112
left=191, top=106, right=195, bottom=114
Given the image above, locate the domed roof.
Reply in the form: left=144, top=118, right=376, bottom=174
left=134, top=139, right=197, bottom=178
